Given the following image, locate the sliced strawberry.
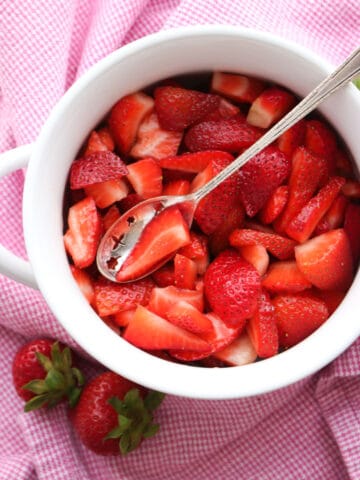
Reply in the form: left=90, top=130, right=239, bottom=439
left=286, top=176, right=346, bottom=243
left=202, top=97, right=240, bottom=121
left=102, top=205, right=120, bottom=231
left=174, top=254, right=197, bottom=289
left=247, top=291, right=278, bottom=358
left=123, top=305, right=210, bottom=352
left=162, top=179, right=191, bottom=196
left=238, top=245, right=270, bottom=276
left=83, top=128, right=114, bottom=156
left=344, top=203, right=360, bottom=264
left=213, top=332, right=258, bottom=366
left=305, top=119, right=337, bottom=179
left=342, top=180, right=360, bottom=199
left=154, top=86, right=220, bottom=131
left=335, top=149, right=354, bottom=178
left=119, top=193, right=143, bottom=213
left=312, top=289, right=346, bottom=315
left=229, top=229, right=297, bottom=260
left=166, top=301, right=213, bottom=335
left=314, top=194, right=348, bottom=235
left=295, top=229, right=353, bottom=290
left=93, top=277, right=155, bottom=317
left=178, top=232, right=209, bottom=275
left=236, top=145, right=291, bottom=217
left=115, top=205, right=191, bottom=283
left=204, top=249, right=261, bottom=328
left=273, top=294, right=329, bottom=348
left=126, top=157, right=162, bottom=199
left=274, top=146, right=326, bottom=233
left=70, top=265, right=95, bottom=304
left=64, top=197, right=102, bottom=268
left=97, top=127, right=115, bottom=151
left=113, top=308, right=136, bottom=327
left=247, top=87, right=296, bottom=128
left=84, top=178, right=129, bottom=209
left=211, top=72, right=266, bottom=103
left=152, top=264, right=176, bottom=287
left=209, top=203, right=245, bottom=256
left=262, top=261, right=312, bottom=293
left=259, top=185, right=289, bottom=225
left=277, top=120, right=306, bottom=156
left=147, top=285, right=204, bottom=316
left=158, top=150, right=231, bottom=173
left=184, top=115, right=263, bottom=153
left=108, top=92, right=154, bottom=154
left=70, top=151, right=128, bottom=190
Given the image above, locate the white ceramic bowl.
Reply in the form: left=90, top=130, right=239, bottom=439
left=0, top=26, right=359, bottom=399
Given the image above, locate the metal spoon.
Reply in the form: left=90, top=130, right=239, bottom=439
left=97, top=46, right=360, bottom=283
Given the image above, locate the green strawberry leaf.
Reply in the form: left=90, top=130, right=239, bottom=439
left=144, top=391, right=165, bottom=412
left=51, top=342, right=63, bottom=371
left=24, top=394, right=49, bottom=412
left=22, top=379, right=48, bottom=395
left=119, top=431, right=131, bottom=455
left=45, top=369, right=66, bottom=391
left=35, top=352, right=53, bottom=372
left=143, top=423, right=160, bottom=438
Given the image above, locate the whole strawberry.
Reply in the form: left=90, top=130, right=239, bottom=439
left=12, top=338, right=84, bottom=412
left=71, top=371, right=165, bottom=455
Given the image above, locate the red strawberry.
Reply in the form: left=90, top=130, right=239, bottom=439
left=178, top=232, right=209, bottom=275
left=236, top=145, right=291, bottom=217
left=295, top=229, right=353, bottom=290
left=305, top=119, right=337, bottom=179
left=174, top=253, right=197, bottom=289
left=184, top=115, right=263, bottom=153
left=314, top=194, right=348, bottom=235
left=229, top=229, right=297, bottom=260
left=342, top=180, right=360, bottom=199
left=286, top=176, right=346, bottom=243
left=344, top=203, right=360, bottom=264
left=259, top=185, right=289, bottom=225
left=115, top=205, right=191, bottom=283
left=213, top=332, right=258, bottom=366
left=71, top=371, right=164, bottom=455
left=64, top=197, right=102, bottom=268
left=202, top=97, right=240, bottom=121
left=126, top=157, right=163, bottom=199
left=209, top=203, right=245, bottom=255
left=273, top=294, right=329, bottom=348
left=154, top=86, right=220, bottom=131
left=247, top=87, right=296, bottom=128
left=12, top=339, right=84, bottom=411
left=70, top=265, right=95, bottom=304
left=108, top=92, right=154, bottom=154
left=102, top=205, right=121, bottom=231
left=152, top=264, right=176, bottom=287
left=119, top=193, right=143, bottom=213
left=94, top=277, right=155, bottom=317
left=335, top=149, right=353, bottom=178
left=313, top=289, right=346, bottom=315
left=238, top=245, right=270, bottom=276
left=147, top=285, right=204, bottom=316
left=262, top=261, right=312, bottom=293
left=247, top=291, right=279, bottom=358
left=204, top=249, right=261, bottom=328
left=85, top=179, right=129, bottom=209
left=123, top=305, right=210, bottom=352
left=211, top=72, right=266, bottom=103
left=83, top=128, right=114, bottom=156
left=130, top=112, right=183, bottom=160
left=166, top=300, right=213, bottom=335
left=277, top=120, right=306, bottom=156
left=162, top=179, right=191, bottom=196
left=113, top=308, right=136, bottom=327
left=158, top=150, right=231, bottom=173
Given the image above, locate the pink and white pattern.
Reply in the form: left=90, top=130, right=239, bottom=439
left=0, top=1, right=359, bottom=479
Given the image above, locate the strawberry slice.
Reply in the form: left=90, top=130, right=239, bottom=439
left=64, top=197, right=102, bottom=269
left=209, top=203, right=245, bottom=256
left=314, top=194, right=348, bottom=235
left=84, top=178, right=129, bottom=209
left=70, top=151, right=128, bottom=190
left=335, top=149, right=353, bottom=178
left=184, top=115, right=263, bottom=153
left=119, top=193, right=143, bottom=213
left=70, top=265, right=95, bottom=304
left=130, top=112, right=183, bottom=160
left=238, top=245, right=269, bottom=276
left=259, top=185, right=289, bottom=225
left=178, top=232, right=209, bottom=275
left=277, top=120, right=306, bottom=156
left=229, top=229, right=297, bottom=260
left=273, top=294, right=329, bottom=348
left=285, top=176, right=346, bottom=243
left=93, top=277, right=155, bottom=317
left=202, top=97, right=240, bottom=121
left=295, top=229, right=353, bottom=290
left=113, top=308, right=136, bottom=327
left=342, top=180, right=360, bottom=199
left=115, top=205, right=191, bottom=283
left=174, top=254, right=197, bottom=290
left=211, top=72, right=266, bottom=103
left=152, top=264, right=176, bottom=287
left=166, top=300, right=213, bottom=335
left=158, top=150, right=231, bottom=173
left=147, top=285, right=204, bottom=316
left=247, top=291, right=278, bottom=358
left=247, top=87, right=296, bottom=128
left=312, top=289, right=346, bottom=315
left=344, top=203, right=360, bottom=264
left=305, top=119, right=337, bottom=179
left=154, top=86, right=220, bottom=131
left=83, top=128, right=115, bottom=156
left=204, top=249, right=261, bottom=328
left=102, top=205, right=120, bottom=231
left=213, top=332, right=258, bottom=366
left=163, top=179, right=190, bottom=196
left=126, top=157, right=163, bottom=199
left=236, top=145, right=291, bottom=217
left=123, top=305, right=210, bottom=352
left=108, top=92, right=154, bottom=154
left=262, top=261, right=312, bottom=293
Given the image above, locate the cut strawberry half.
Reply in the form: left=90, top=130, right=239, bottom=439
left=178, top=232, right=209, bottom=275
left=126, top=157, right=163, bottom=199
left=154, top=86, right=220, bottom=131
left=285, top=176, right=346, bottom=243
left=259, top=185, right=289, bottom=225
left=342, top=180, right=360, bottom=199
left=238, top=245, right=270, bottom=276
left=236, top=145, right=291, bottom=217
left=152, top=264, right=176, bottom=288
left=247, top=291, right=278, bottom=358
left=83, top=128, right=114, bottom=156
left=162, top=179, right=191, bottom=196
left=158, top=150, right=231, bottom=173
left=70, top=265, right=95, bottom=304
left=119, top=193, right=143, bottom=213
left=344, top=203, right=360, bottom=265
left=166, top=300, right=213, bottom=335
left=115, top=205, right=191, bottom=283
left=147, top=285, right=204, bottom=316
left=213, top=332, right=258, bottom=366
left=229, top=229, right=297, bottom=260
left=211, top=72, right=266, bottom=103
left=113, top=308, right=136, bottom=327
left=102, top=205, right=120, bottom=231
left=335, top=149, right=354, bottom=178
left=108, top=92, right=154, bottom=154
left=123, top=305, right=210, bottom=352
left=305, top=119, right=337, bottom=180
left=93, top=277, right=155, bottom=317
left=314, top=194, right=348, bottom=235
left=312, top=289, right=346, bottom=315
left=277, top=120, right=306, bottom=156
left=247, top=87, right=296, bottom=128
left=184, top=115, right=263, bottom=153
left=84, top=178, right=129, bottom=209
left=209, top=203, right=245, bottom=256
left=295, top=229, right=353, bottom=291
left=262, top=261, right=312, bottom=293
left=64, top=197, right=102, bottom=269
left=174, top=254, right=197, bottom=290
left=273, top=294, right=329, bottom=348
left=202, top=97, right=240, bottom=121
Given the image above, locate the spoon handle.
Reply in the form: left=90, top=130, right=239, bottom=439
left=193, top=46, right=360, bottom=203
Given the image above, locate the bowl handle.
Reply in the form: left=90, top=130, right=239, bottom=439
left=0, top=144, right=38, bottom=289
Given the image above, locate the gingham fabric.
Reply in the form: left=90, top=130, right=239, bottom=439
left=0, top=1, right=359, bottom=479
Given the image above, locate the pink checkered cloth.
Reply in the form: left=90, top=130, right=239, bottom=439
left=0, top=1, right=359, bottom=479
